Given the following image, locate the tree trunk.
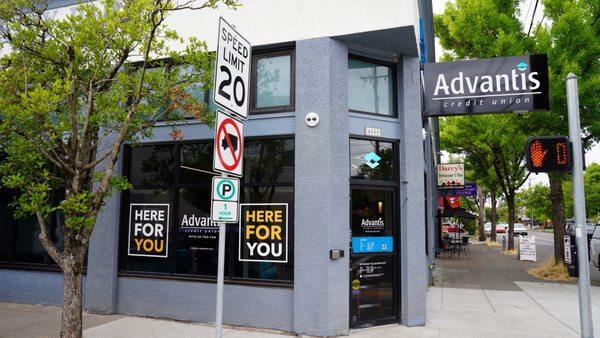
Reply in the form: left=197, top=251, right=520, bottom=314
left=477, top=186, right=486, bottom=241
left=549, top=173, right=566, bottom=264
left=491, top=188, right=497, bottom=242
left=60, top=252, right=85, bottom=338
left=507, top=192, right=515, bottom=250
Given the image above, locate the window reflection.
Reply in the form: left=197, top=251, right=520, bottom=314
left=14, top=216, right=45, bottom=264
left=348, top=58, right=394, bottom=116
left=244, top=139, right=294, bottom=184
left=129, top=145, right=175, bottom=186
left=255, top=55, right=291, bottom=108
left=179, top=142, right=213, bottom=184
left=350, top=139, right=394, bottom=181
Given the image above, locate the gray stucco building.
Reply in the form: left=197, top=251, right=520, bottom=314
left=0, top=1, right=437, bottom=336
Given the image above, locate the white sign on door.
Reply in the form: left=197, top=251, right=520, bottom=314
left=214, top=17, right=251, bottom=119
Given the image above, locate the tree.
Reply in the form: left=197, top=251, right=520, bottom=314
left=440, top=114, right=530, bottom=250
left=521, top=0, right=600, bottom=263
left=516, top=183, right=553, bottom=223
left=462, top=152, right=492, bottom=241
left=435, top=0, right=600, bottom=257
left=564, top=163, right=600, bottom=221
left=0, top=1, right=237, bottom=337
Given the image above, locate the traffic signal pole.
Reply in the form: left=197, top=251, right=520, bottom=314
left=565, top=73, right=594, bottom=338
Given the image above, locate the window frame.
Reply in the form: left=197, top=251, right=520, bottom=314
left=348, top=54, right=399, bottom=118
left=118, top=136, right=295, bottom=287
left=250, top=48, right=296, bottom=115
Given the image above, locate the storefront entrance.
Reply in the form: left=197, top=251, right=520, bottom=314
left=349, top=187, right=398, bottom=328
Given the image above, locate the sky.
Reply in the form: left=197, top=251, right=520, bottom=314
left=432, top=0, right=600, bottom=186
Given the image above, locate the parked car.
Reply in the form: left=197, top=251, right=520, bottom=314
left=591, top=224, right=600, bottom=271
left=442, top=222, right=465, bottom=233
left=496, top=223, right=507, bottom=233
left=566, top=220, right=596, bottom=236
left=513, top=222, right=528, bottom=236
left=484, top=222, right=492, bottom=236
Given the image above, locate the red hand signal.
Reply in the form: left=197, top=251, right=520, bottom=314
left=530, top=140, right=548, bottom=167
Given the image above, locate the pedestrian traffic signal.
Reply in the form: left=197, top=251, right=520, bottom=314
left=525, top=136, right=572, bottom=173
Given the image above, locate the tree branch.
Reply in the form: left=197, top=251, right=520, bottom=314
left=35, top=210, right=64, bottom=269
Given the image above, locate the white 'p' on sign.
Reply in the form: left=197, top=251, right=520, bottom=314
left=214, top=17, right=251, bottom=120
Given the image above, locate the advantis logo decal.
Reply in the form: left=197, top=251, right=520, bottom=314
left=424, top=54, right=550, bottom=116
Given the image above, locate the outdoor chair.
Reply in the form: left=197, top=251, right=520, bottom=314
left=461, top=236, right=469, bottom=256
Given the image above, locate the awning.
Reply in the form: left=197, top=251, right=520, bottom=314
left=436, top=208, right=477, bottom=219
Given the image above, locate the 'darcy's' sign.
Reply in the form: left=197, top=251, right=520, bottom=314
left=424, top=54, right=550, bottom=116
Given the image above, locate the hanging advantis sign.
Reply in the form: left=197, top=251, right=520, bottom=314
left=424, top=54, right=550, bottom=116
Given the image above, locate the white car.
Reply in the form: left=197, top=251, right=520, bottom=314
left=591, top=225, right=600, bottom=271
left=484, top=222, right=491, bottom=236
left=513, top=223, right=528, bottom=236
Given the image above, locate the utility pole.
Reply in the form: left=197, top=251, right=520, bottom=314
left=565, top=73, right=594, bottom=338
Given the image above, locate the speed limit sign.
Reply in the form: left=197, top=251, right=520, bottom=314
left=214, top=17, right=252, bottom=119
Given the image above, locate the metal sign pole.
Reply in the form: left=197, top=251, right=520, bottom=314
left=215, top=220, right=226, bottom=338
left=565, top=73, right=594, bottom=338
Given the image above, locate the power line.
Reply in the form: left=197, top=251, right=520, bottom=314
left=524, top=0, right=535, bottom=28
left=527, top=0, right=540, bottom=36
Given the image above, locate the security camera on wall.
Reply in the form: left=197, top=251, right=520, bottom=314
left=305, top=112, right=319, bottom=127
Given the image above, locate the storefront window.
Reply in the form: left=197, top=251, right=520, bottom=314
left=0, top=191, right=12, bottom=262
left=251, top=50, right=295, bottom=113
left=350, top=138, right=395, bottom=181
left=179, top=143, right=213, bottom=184
left=0, top=187, right=72, bottom=268
left=128, top=145, right=175, bottom=186
left=233, top=187, right=294, bottom=281
left=120, top=138, right=295, bottom=284
left=244, top=138, right=294, bottom=184
left=348, top=57, right=395, bottom=116
left=176, top=187, right=224, bottom=276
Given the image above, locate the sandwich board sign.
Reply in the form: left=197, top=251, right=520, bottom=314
left=211, top=176, right=240, bottom=223
left=519, top=236, right=537, bottom=261
left=214, top=17, right=251, bottom=119
left=213, top=110, right=244, bottom=177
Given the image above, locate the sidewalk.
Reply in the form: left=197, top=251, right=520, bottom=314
left=1, top=242, right=599, bottom=337
left=2, top=281, right=599, bottom=338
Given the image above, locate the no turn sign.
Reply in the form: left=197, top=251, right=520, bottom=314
left=214, top=17, right=251, bottom=119
left=213, top=110, right=244, bottom=177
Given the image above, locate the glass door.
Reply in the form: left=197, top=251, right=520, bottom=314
left=349, top=187, right=398, bottom=328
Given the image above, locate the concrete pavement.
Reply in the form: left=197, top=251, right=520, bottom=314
left=2, top=240, right=600, bottom=337
left=3, top=281, right=597, bottom=337
left=0, top=302, right=122, bottom=338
